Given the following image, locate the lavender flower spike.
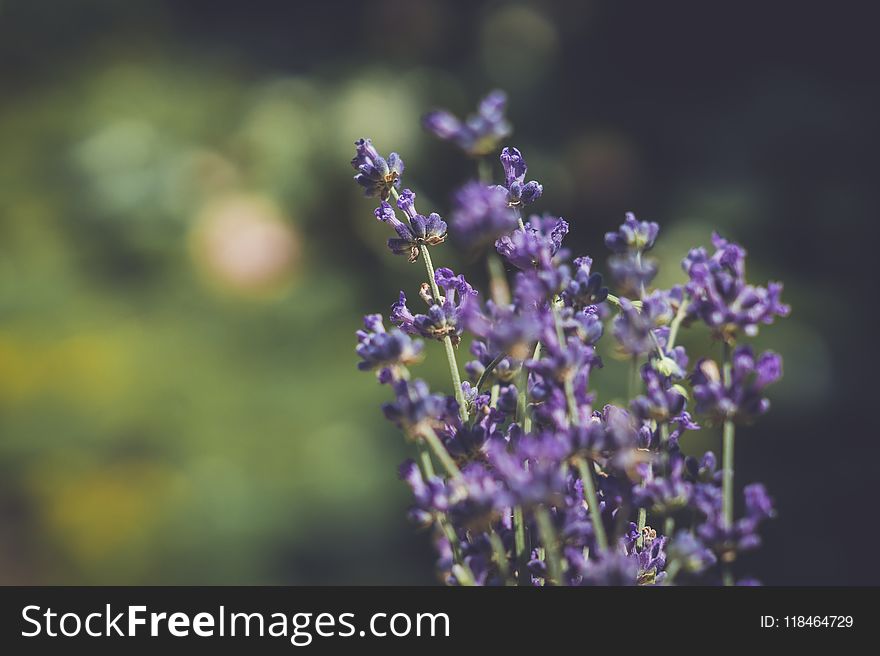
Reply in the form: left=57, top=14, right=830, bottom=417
left=374, top=191, right=447, bottom=263
left=605, top=212, right=661, bottom=296
left=494, top=147, right=543, bottom=207
left=356, top=314, right=424, bottom=382
left=690, top=345, right=783, bottom=421
left=449, top=181, right=517, bottom=248
left=605, top=212, right=660, bottom=253
left=351, top=138, right=403, bottom=200
left=354, top=90, right=788, bottom=587
left=683, top=232, right=790, bottom=340
left=422, top=90, right=512, bottom=156
left=391, top=267, right=477, bottom=347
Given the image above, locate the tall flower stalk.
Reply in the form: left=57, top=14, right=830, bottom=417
left=352, top=91, right=788, bottom=585
left=391, top=185, right=469, bottom=423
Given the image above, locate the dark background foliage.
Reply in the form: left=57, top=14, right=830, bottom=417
left=0, top=0, right=876, bottom=584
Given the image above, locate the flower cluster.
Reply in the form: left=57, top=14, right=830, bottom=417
left=351, top=138, right=403, bottom=200
left=449, top=182, right=516, bottom=249
left=494, top=147, right=543, bottom=208
left=352, top=93, right=788, bottom=586
left=605, top=212, right=660, bottom=297
left=683, top=232, right=790, bottom=340
left=691, top=346, right=783, bottom=421
left=375, top=189, right=447, bottom=262
left=392, top=267, right=476, bottom=347
left=422, top=90, right=512, bottom=157
left=356, top=314, right=423, bottom=382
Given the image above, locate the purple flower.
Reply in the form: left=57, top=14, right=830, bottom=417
left=445, top=414, right=500, bottom=464
left=356, top=314, right=424, bottom=380
left=449, top=182, right=517, bottom=248
left=390, top=268, right=477, bottom=346
left=574, top=552, right=639, bottom=586
left=383, top=378, right=449, bottom=433
left=399, top=459, right=454, bottom=525
left=683, top=232, right=790, bottom=339
left=351, top=138, right=403, bottom=200
left=666, top=411, right=700, bottom=447
left=635, top=457, right=693, bottom=516
left=448, top=463, right=511, bottom=532
left=687, top=451, right=721, bottom=484
left=690, top=346, right=783, bottom=421
left=496, top=215, right=569, bottom=271
left=605, top=212, right=660, bottom=253
left=651, top=344, right=690, bottom=381
left=463, top=298, right=541, bottom=362
left=574, top=306, right=605, bottom=346
left=630, top=366, right=687, bottom=423
left=356, top=92, right=789, bottom=587
left=632, top=531, right=668, bottom=585
left=493, top=147, right=543, bottom=207
left=489, top=435, right=568, bottom=507
left=531, top=316, right=602, bottom=386
left=696, top=482, right=775, bottom=559
left=422, top=90, right=512, bottom=156
left=561, top=256, right=609, bottom=310
left=464, top=340, right=521, bottom=385
left=667, top=531, right=717, bottom=575
left=375, top=190, right=447, bottom=263
left=611, top=291, right=672, bottom=356
left=607, top=253, right=659, bottom=297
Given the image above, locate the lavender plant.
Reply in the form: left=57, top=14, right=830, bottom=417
left=353, top=91, right=790, bottom=586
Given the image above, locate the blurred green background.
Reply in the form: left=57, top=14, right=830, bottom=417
left=0, top=1, right=876, bottom=584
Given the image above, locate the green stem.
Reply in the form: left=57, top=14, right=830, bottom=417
left=550, top=304, right=609, bottom=553
left=721, top=341, right=734, bottom=530
left=452, top=563, right=476, bottom=586
left=575, top=458, right=609, bottom=551
left=421, top=425, right=462, bottom=481
left=636, top=507, right=647, bottom=548
left=628, top=356, right=640, bottom=400
left=514, top=342, right=538, bottom=585
left=390, top=187, right=467, bottom=423
left=489, top=530, right=513, bottom=584
left=722, top=563, right=734, bottom=587
left=477, top=157, right=492, bottom=184
left=419, top=244, right=468, bottom=423
left=418, top=446, right=435, bottom=479
left=512, top=505, right=529, bottom=585
left=721, top=340, right=735, bottom=586
left=419, top=445, right=471, bottom=576
left=516, top=368, right=528, bottom=426
left=635, top=250, right=647, bottom=299
left=519, top=341, right=541, bottom=434
left=606, top=293, right=642, bottom=309
left=722, top=419, right=735, bottom=530
left=563, top=378, right=579, bottom=427
left=420, top=447, right=464, bottom=572
left=551, top=303, right=582, bottom=428
left=476, top=351, right=507, bottom=393
left=437, top=511, right=473, bottom=581
left=551, top=300, right=566, bottom=345
left=438, top=516, right=461, bottom=561
left=486, top=252, right=510, bottom=305
left=420, top=240, right=443, bottom=310
left=649, top=329, right=666, bottom=360
left=489, top=383, right=500, bottom=408
left=535, top=506, right=564, bottom=585
left=512, top=204, right=526, bottom=231
left=666, top=298, right=690, bottom=351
